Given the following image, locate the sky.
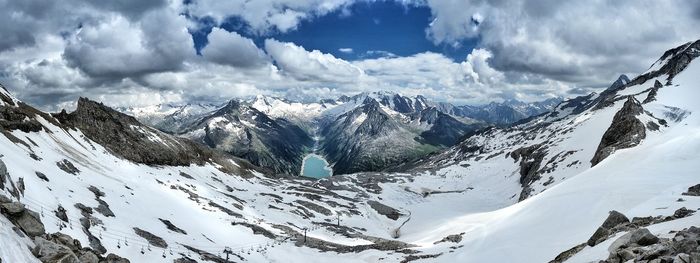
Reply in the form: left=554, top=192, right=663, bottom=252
left=0, top=0, right=699, bottom=110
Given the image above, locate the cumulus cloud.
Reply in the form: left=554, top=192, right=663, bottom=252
left=0, top=0, right=698, bottom=110
left=424, top=0, right=700, bottom=86
left=264, top=39, right=365, bottom=82
left=201, top=28, right=269, bottom=68
left=63, top=10, right=194, bottom=79
left=184, top=0, right=356, bottom=34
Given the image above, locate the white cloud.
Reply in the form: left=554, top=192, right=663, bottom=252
left=0, top=0, right=698, bottom=110
left=201, top=28, right=269, bottom=68
left=338, top=48, right=354, bottom=53
left=264, top=39, right=365, bottom=82
left=424, top=0, right=700, bottom=86
left=63, top=9, right=194, bottom=78
left=184, top=0, right=356, bottom=34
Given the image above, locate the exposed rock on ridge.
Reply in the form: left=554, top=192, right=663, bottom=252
left=591, top=97, right=646, bottom=166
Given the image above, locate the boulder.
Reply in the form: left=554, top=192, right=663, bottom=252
left=0, top=194, right=11, bottom=204
left=16, top=210, right=45, bottom=237
left=54, top=205, right=68, bottom=222
left=77, top=250, right=99, bottom=263
left=1, top=201, right=26, bottom=215
left=48, top=233, right=81, bottom=251
left=630, top=228, right=659, bottom=246
left=673, top=207, right=694, bottom=219
left=101, top=253, right=130, bottom=263
left=601, top=210, right=630, bottom=229
left=32, top=237, right=80, bottom=263
left=588, top=210, right=630, bottom=246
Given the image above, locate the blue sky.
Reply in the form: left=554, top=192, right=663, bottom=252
left=190, top=1, right=476, bottom=62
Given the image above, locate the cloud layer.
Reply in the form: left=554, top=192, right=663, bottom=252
left=0, top=0, right=698, bottom=110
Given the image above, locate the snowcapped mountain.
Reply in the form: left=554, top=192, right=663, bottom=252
left=118, top=103, right=222, bottom=134
left=1, top=40, right=698, bottom=263
left=117, top=90, right=558, bottom=176
left=438, top=97, right=564, bottom=125
left=178, top=99, right=314, bottom=175
left=320, top=95, right=484, bottom=174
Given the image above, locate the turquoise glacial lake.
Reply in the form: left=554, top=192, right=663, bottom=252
left=301, top=154, right=333, bottom=179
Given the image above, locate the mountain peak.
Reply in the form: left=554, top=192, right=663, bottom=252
left=0, top=84, right=17, bottom=107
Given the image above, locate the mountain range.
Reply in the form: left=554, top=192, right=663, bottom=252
left=120, top=92, right=561, bottom=175
left=0, top=39, right=698, bottom=263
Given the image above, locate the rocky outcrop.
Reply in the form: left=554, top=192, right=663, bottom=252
left=0, top=158, right=7, bottom=190
left=32, top=233, right=130, bottom=263
left=133, top=227, right=168, bottom=248
left=510, top=143, right=548, bottom=201
left=367, top=200, right=403, bottom=220
left=55, top=98, right=217, bottom=167
left=591, top=97, right=646, bottom=166
left=0, top=200, right=45, bottom=237
left=0, top=194, right=129, bottom=262
left=158, top=218, right=187, bottom=235
left=56, top=159, right=80, bottom=175
left=601, top=226, right=700, bottom=263
left=433, top=233, right=465, bottom=245
left=587, top=210, right=630, bottom=246
left=682, top=184, right=700, bottom=196
left=642, top=80, right=663, bottom=104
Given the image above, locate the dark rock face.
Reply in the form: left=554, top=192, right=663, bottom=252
left=418, top=108, right=482, bottom=146
left=56, top=98, right=218, bottom=166
left=642, top=80, right=663, bottom=104
left=587, top=210, right=630, bottom=246
left=181, top=99, right=313, bottom=175
left=133, top=227, right=168, bottom=248
left=321, top=99, right=409, bottom=175
left=682, top=184, right=700, bottom=196
left=321, top=97, right=482, bottom=175
left=510, top=143, right=548, bottom=201
left=0, top=158, right=7, bottom=190
left=591, top=97, right=646, bottom=166
left=367, top=200, right=403, bottom=220
left=56, top=159, right=80, bottom=175
left=0, top=102, right=56, bottom=133
left=158, top=218, right=187, bottom=235
left=35, top=171, right=49, bottom=182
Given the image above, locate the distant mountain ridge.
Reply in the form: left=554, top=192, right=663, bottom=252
left=118, top=91, right=562, bottom=175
